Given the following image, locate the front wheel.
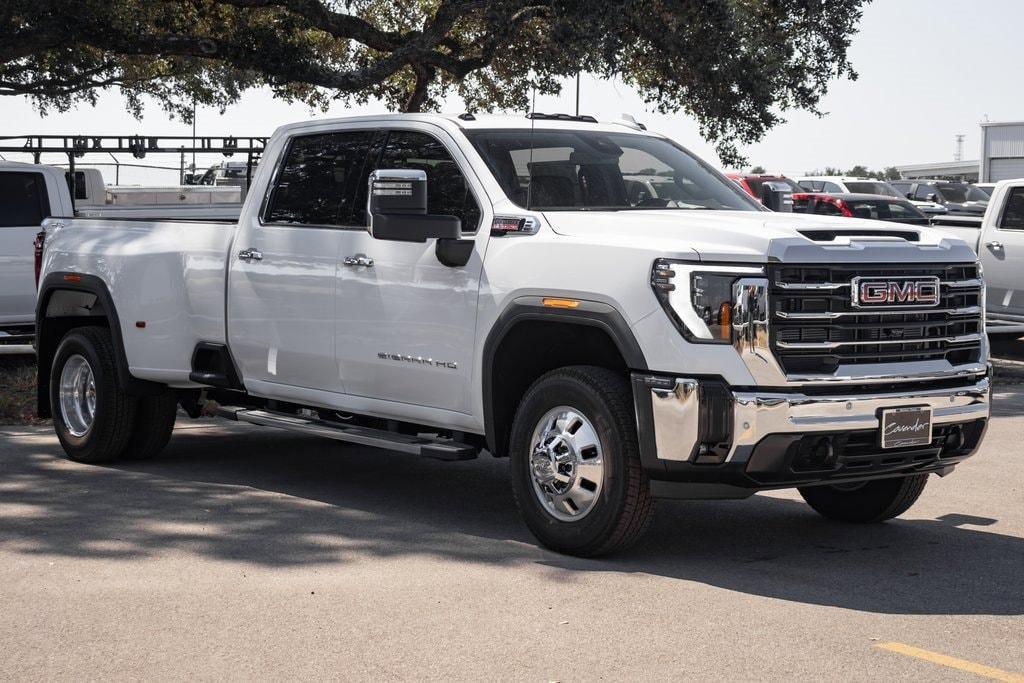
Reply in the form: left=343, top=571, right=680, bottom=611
left=798, top=474, right=929, bottom=523
left=509, top=366, right=653, bottom=557
left=51, top=326, right=136, bottom=463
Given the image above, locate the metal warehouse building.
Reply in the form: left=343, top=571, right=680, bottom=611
left=981, top=120, right=1024, bottom=181
left=895, top=120, right=1024, bottom=182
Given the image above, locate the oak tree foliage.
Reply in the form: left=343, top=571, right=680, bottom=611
left=1, top=0, right=865, bottom=164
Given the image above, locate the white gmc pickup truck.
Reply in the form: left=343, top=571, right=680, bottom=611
left=931, top=178, right=1024, bottom=335
left=35, top=113, right=991, bottom=556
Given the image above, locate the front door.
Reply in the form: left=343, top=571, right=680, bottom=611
left=227, top=129, right=376, bottom=395
left=334, top=127, right=489, bottom=414
left=0, top=171, right=50, bottom=327
left=982, top=185, right=1024, bottom=319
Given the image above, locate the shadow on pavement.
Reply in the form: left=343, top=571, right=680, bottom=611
left=2, top=416, right=1022, bottom=618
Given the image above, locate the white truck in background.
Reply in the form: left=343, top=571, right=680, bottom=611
left=34, top=113, right=991, bottom=556
left=931, top=178, right=1024, bottom=335
left=0, top=162, right=243, bottom=346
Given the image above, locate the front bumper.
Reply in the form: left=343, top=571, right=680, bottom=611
left=632, top=373, right=991, bottom=499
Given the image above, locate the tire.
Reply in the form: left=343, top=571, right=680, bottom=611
left=50, top=326, right=137, bottom=463
left=124, top=392, right=178, bottom=460
left=798, top=474, right=929, bottom=523
left=509, top=366, right=653, bottom=557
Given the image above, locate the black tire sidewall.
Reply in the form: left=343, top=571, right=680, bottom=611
left=50, top=329, right=133, bottom=462
left=509, top=372, right=632, bottom=553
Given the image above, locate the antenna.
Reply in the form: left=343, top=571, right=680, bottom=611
left=575, top=72, right=580, bottom=117
left=526, top=82, right=537, bottom=210
left=954, top=133, right=965, bottom=162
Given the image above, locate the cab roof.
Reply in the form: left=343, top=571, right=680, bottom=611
left=272, top=112, right=660, bottom=139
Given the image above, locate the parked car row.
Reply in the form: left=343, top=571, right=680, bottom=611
left=731, top=172, right=997, bottom=219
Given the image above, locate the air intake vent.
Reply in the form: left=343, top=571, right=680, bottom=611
left=798, top=229, right=919, bottom=242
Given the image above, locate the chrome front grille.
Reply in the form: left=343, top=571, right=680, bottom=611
left=769, top=263, right=983, bottom=375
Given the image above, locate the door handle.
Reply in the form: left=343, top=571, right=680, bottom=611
left=238, top=248, right=263, bottom=262
left=985, top=241, right=1004, bottom=250
left=343, top=254, right=374, bottom=267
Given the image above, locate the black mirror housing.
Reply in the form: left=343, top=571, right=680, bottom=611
left=760, top=181, right=793, bottom=212
left=367, top=169, right=461, bottom=242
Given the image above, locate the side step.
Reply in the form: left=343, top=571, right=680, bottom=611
left=214, top=407, right=479, bottom=461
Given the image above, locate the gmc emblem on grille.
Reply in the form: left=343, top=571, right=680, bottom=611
left=851, top=276, right=941, bottom=307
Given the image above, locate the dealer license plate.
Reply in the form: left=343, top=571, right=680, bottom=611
left=880, top=406, right=933, bottom=449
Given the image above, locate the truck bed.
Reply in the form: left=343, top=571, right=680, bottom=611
left=40, top=216, right=238, bottom=386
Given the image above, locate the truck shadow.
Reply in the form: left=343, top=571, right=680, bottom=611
left=3, top=414, right=1023, bottom=617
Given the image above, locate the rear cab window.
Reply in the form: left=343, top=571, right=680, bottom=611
left=0, top=171, right=50, bottom=227
left=263, top=130, right=377, bottom=227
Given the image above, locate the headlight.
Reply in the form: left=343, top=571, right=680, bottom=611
left=651, top=259, right=766, bottom=344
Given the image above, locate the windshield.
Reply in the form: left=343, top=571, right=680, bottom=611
left=845, top=181, right=900, bottom=197
left=974, top=185, right=994, bottom=197
left=937, top=183, right=989, bottom=203
left=463, top=129, right=760, bottom=211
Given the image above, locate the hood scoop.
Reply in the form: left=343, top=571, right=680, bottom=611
left=798, top=228, right=919, bottom=242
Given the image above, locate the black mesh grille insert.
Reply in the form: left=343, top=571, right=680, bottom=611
left=769, top=263, right=983, bottom=375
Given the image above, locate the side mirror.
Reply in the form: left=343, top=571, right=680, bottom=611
left=927, top=193, right=939, bottom=202
left=367, top=169, right=461, bottom=242
left=760, top=181, right=793, bottom=212
left=904, top=192, right=914, bottom=199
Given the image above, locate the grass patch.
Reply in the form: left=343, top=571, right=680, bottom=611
left=0, top=356, right=47, bottom=425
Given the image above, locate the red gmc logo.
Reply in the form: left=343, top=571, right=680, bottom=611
left=851, top=276, right=941, bottom=307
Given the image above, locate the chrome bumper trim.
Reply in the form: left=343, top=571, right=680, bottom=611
left=776, top=305, right=980, bottom=320
left=727, top=377, right=990, bottom=462
left=775, top=332, right=982, bottom=351
left=650, top=379, right=700, bottom=462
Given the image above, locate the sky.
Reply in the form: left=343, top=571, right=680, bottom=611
left=0, top=0, right=1020, bottom=184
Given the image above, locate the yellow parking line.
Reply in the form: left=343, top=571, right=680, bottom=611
left=875, top=642, right=1024, bottom=682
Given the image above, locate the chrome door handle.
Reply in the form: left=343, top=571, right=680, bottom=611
left=985, top=241, right=1004, bottom=250
left=343, top=254, right=374, bottom=267
left=238, top=248, right=263, bottom=262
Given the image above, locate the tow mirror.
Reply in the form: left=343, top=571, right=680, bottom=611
left=366, top=169, right=461, bottom=242
left=760, top=181, right=793, bottom=212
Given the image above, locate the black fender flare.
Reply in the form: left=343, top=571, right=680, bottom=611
left=481, top=296, right=648, bottom=455
left=36, top=272, right=163, bottom=416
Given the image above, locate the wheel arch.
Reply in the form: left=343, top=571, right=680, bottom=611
left=36, top=272, right=163, bottom=418
left=482, top=297, right=647, bottom=457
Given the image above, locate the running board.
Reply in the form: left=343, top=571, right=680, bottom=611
left=214, top=406, right=479, bottom=461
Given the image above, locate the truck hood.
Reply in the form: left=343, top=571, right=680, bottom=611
left=542, top=209, right=975, bottom=263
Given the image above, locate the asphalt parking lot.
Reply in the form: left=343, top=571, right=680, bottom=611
left=1, top=379, right=1022, bottom=680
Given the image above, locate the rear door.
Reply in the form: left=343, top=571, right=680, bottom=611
left=0, top=171, right=50, bottom=326
left=981, top=184, right=1024, bottom=319
left=226, top=129, right=377, bottom=395
left=333, top=126, right=489, bottom=415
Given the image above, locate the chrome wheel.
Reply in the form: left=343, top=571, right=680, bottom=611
left=59, top=354, right=97, bottom=438
left=528, top=406, right=605, bottom=521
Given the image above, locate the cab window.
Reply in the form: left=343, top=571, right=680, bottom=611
left=367, top=130, right=481, bottom=232
left=0, top=172, right=50, bottom=227
left=999, top=187, right=1024, bottom=230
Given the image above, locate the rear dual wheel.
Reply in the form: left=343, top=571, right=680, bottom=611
left=51, top=327, right=177, bottom=463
